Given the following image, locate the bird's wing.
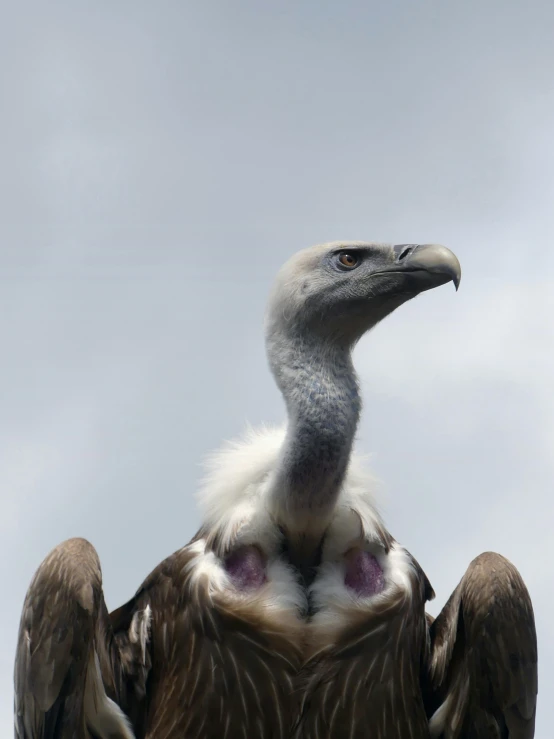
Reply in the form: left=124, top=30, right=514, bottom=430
left=14, top=538, right=138, bottom=739
left=426, top=551, right=537, bottom=738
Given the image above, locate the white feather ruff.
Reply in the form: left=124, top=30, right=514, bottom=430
left=185, top=426, right=415, bottom=620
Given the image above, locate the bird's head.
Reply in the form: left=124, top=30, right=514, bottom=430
left=266, top=242, right=461, bottom=348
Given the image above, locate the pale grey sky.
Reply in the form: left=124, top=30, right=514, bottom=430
left=2, top=1, right=553, bottom=735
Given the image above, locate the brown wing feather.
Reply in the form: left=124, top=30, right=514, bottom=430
left=14, top=538, right=103, bottom=738
left=14, top=538, right=145, bottom=739
left=426, top=551, right=537, bottom=738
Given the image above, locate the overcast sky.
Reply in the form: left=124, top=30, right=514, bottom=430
left=2, top=1, right=553, bottom=735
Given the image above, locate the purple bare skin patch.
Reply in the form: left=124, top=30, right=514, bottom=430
left=344, top=548, right=386, bottom=596
left=224, top=545, right=267, bottom=590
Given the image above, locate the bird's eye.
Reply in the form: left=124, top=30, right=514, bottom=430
left=338, top=252, right=360, bottom=269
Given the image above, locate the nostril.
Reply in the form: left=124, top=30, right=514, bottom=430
left=398, top=246, right=413, bottom=261
left=393, top=243, right=419, bottom=264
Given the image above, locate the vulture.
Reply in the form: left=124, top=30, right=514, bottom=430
left=14, top=242, right=537, bottom=738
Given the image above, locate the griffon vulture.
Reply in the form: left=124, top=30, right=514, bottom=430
left=14, top=242, right=537, bottom=738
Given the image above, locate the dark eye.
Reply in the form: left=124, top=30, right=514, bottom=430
left=337, top=252, right=360, bottom=269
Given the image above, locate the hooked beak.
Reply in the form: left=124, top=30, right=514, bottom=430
left=381, top=244, right=461, bottom=292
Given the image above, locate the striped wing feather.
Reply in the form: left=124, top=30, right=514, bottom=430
left=426, top=552, right=538, bottom=738
left=14, top=538, right=148, bottom=739
left=14, top=538, right=105, bottom=738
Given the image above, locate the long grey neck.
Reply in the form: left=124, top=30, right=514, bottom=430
left=266, top=329, right=361, bottom=552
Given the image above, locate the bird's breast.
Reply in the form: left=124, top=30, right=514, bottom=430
left=144, top=532, right=426, bottom=739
